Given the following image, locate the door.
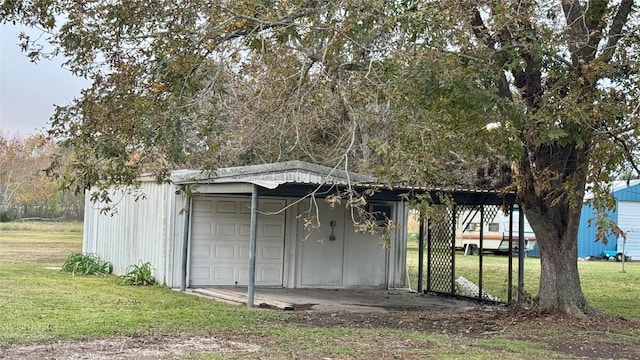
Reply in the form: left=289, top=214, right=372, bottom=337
left=298, top=201, right=389, bottom=287
left=617, top=201, right=640, bottom=260
left=189, top=197, right=285, bottom=286
left=299, top=201, right=345, bottom=286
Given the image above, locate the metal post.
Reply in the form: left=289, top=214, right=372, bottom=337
left=426, top=215, right=432, bottom=293
left=180, top=186, right=191, bottom=292
left=451, top=205, right=457, bottom=294
left=622, top=236, right=626, bottom=273
left=518, top=207, right=525, bottom=306
left=247, top=185, right=259, bottom=308
left=417, top=212, right=425, bottom=293
left=507, top=206, right=513, bottom=303
left=478, top=206, right=484, bottom=299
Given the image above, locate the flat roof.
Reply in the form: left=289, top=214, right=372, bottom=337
left=167, top=161, right=515, bottom=206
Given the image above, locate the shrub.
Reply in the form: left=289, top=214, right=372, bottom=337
left=61, top=252, right=114, bottom=275
left=0, top=209, right=18, bottom=222
left=120, top=261, right=157, bottom=286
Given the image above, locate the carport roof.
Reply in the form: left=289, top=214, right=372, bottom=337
left=170, top=160, right=516, bottom=206
left=171, top=160, right=376, bottom=187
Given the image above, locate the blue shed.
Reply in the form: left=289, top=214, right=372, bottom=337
left=528, top=180, right=640, bottom=260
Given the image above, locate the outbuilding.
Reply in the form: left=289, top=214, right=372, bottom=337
left=83, top=161, right=409, bottom=292
left=528, top=180, right=640, bottom=260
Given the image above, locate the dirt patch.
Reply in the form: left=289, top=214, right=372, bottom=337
left=2, top=310, right=638, bottom=359
left=287, top=308, right=640, bottom=358
left=0, top=335, right=260, bottom=360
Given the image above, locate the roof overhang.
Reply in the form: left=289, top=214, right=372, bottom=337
left=170, top=161, right=515, bottom=206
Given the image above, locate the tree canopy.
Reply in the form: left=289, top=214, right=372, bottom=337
left=2, top=0, right=639, bottom=316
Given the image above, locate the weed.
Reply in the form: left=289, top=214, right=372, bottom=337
left=120, top=261, right=157, bottom=285
left=61, top=252, right=113, bottom=276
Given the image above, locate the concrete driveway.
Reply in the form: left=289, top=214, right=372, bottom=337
left=190, top=287, right=480, bottom=312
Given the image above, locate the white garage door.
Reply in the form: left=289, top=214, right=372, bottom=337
left=617, top=201, right=640, bottom=260
left=190, top=197, right=286, bottom=286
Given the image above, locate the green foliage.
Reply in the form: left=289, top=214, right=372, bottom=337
left=61, top=252, right=113, bottom=276
left=119, top=261, right=157, bottom=286
left=0, top=209, right=18, bottom=222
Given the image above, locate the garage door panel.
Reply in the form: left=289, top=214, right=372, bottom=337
left=190, top=243, right=213, bottom=257
left=191, top=221, right=213, bottom=236
left=192, top=199, right=214, bottom=213
left=191, top=266, right=213, bottom=282
left=213, top=267, right=235, bottom=282
left=239, top=201, right=251, bottom=214
left=213, top=244, right=235, bottom=259
left=259, top=267, right=282, bottom=283
left=190, top=197, right=285, bottom=286
left=261, top=245, right=283, bottom=260
left=216, top=200, right=238, bottom=213
left=216, top=223, right=238, bottom=236
left=239, top=223, right=250, bottom=236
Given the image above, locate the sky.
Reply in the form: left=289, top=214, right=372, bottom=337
left=0, top=24, right=88, bottom=138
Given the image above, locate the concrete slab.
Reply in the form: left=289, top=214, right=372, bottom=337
left=190, top=287, right=480, bottom=312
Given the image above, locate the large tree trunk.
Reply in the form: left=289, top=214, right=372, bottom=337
left=516, top=141, right=594, bottom=316
left=524, top=199, right=592, bottom=316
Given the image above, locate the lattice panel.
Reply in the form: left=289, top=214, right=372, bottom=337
left=483, top=205, right=500, bottom=225
left=426, top=205, right=455, bottom=294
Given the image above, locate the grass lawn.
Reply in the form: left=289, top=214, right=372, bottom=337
left=406, top=236, right=640, bottom=319
left=1, top=222, right=639, bottom=359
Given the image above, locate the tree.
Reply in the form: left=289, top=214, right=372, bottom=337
left=0, top=135, right=57, bottom=213
left=0, top=134, right=85, bottom=220
left=2, top=0, right=638, bottom=316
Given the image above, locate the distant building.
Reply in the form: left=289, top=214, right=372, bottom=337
left=528, top=180, right=640, bottom=260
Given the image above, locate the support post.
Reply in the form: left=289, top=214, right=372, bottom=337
left=180, top=186, right=191, bottom=292
left=507, top=206, right=514, bottom=303
left=247, top=185, right=259, bottom=308
left=518, top=207, right=525, bottom=306
left=451, top=205, right=457, bottom=294
left=417, top=212, right=425, bottom=293
left=426, top=214, right=432, bottom=293
left=478, top=206, right=484, bottom=299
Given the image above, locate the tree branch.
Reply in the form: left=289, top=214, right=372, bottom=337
left=597, top=0, right=634, bottom=64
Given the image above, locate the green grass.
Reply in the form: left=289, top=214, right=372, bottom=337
left=406, top=235, right=640, bottom=319
left=0, top=222, right=639, bottom=359
left=0, top=263, right=275, bottom=346
left=0, top=221, right=83, bottom=265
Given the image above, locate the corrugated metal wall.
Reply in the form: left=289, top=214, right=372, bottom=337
left=575, top=204, right=618, bottom=258
left=527, top=203, right=618, bottom=258
left=613, top=183, right=640, bottom=202
left=82, top=182, right=178, bottom=285
left=528, top=202, right=621, bottom=259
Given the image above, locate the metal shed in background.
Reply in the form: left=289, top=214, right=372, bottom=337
left=528, top=180, right=640, bottom=260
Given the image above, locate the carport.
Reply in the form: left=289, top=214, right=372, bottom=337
left=407, top=189, right=526, bottom=304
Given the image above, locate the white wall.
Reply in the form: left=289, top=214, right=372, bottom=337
left=85, top=185, right=409, bottom=289
left=617, top=201, right=640, bottom=260
left=293, top=199, right=407, bottom=289
left=82, top=182, right=179, bottom=285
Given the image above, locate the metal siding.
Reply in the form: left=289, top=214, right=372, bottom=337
left=389, top=202, right=408, bottom=288
left=577, top=204, right=618, bottom=258
left=527, top=203, right=618, bottom=258
left=166, top=191, right=185, bottom=288
left=617, top=201, right=640, bottom=260
left=613, top=184, right=640, bottom=202
left=82, top=182, right=172, bottom=280
left=82, top=190, right=96, bottom=254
